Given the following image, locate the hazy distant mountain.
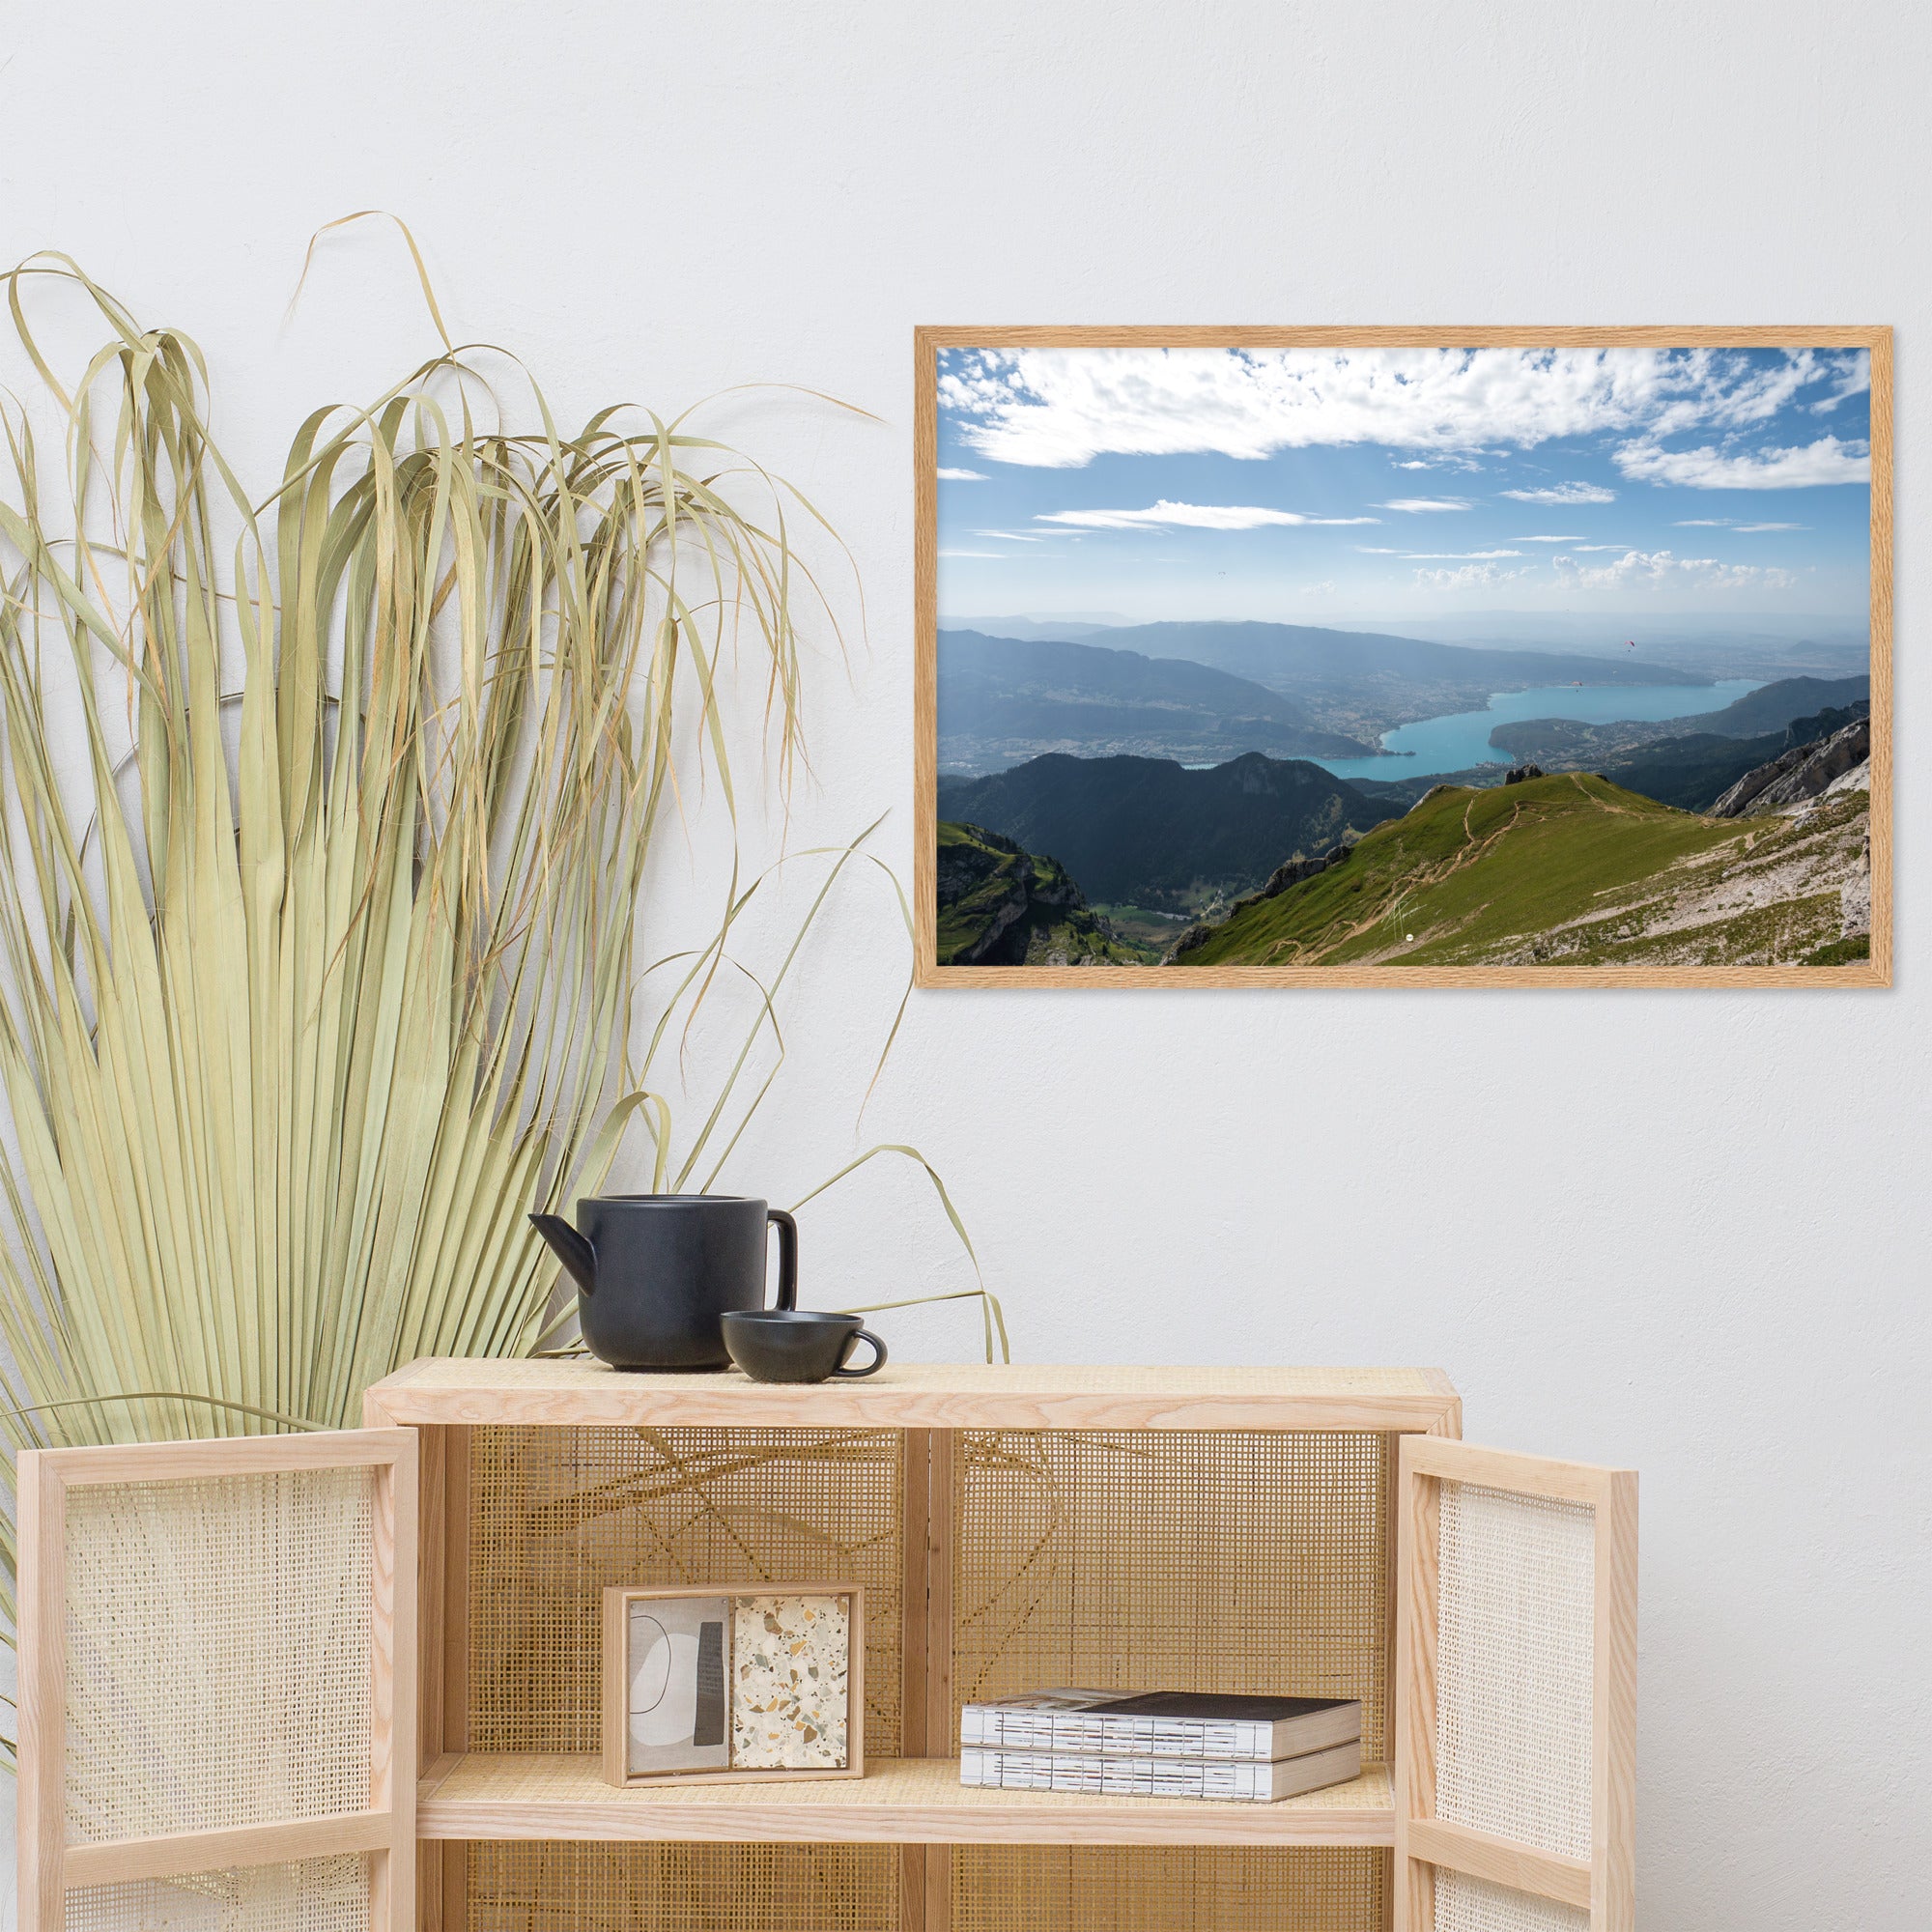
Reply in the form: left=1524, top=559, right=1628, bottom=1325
left=1652, top=674, right=1870, bottom=739
left=1088, top=620, right=1707, bottom=691
left=1489, top=675, right=1871, bottom=768
left=940, top=613, right=1127, bottom=641
left=1360, top=610, right=1869, bottom=648
left=937, top=631, right=1378, bottom=773
left=936, top=751, right=1401, bottom=912
left=1361, top=612, right=1870, bottom=681
left=1042, top=620, right=1710, bottom=743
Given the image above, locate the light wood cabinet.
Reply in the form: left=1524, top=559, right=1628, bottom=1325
left=17, top=1362, right=1635, bottom=1932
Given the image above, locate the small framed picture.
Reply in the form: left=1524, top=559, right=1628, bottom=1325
left=601, top=1583, right=866, bottom=1787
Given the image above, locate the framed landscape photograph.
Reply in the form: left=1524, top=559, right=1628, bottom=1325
left=913, top=327, right=1890, bottom=986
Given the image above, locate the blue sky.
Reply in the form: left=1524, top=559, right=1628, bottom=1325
left=935, top=346, right=1872, bottom=624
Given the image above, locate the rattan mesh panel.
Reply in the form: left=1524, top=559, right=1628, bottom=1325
left=952, top=1431, right=1392, bottom=1758
left=953, top=1846, right=1386, bottom=1932
left=63, top=1470, right=374, bottom=1841
left=467, top=1841, right=897, bottom=1932
left=64, top=1856, right=370, bottom=1932
left=1434, top=1870, right=1589, bottom=1932
left=1435, top=1480, right=1595, bottom=1861
left=469, top=1426, right=902, bottom=1756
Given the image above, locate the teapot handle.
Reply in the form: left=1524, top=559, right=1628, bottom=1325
left=767, top=1208, right=798, bottom=1311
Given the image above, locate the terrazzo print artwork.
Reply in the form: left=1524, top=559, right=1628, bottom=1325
left=730, top=1593, right=851, bottom=1770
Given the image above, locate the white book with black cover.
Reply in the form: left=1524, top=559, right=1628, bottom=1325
left=958, top=1689, right=1361, bottom=1762
left=959, top=1737, right=1363, bottom=1804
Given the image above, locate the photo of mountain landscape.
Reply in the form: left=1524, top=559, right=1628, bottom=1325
left=915, top=329, right=1889, bottom=983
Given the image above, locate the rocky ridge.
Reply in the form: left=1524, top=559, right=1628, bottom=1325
left=1712, top=717, right=1871, bottom=818
left=934, top=821, right=1151, bottom=966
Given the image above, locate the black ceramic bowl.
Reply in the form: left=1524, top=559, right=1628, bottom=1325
left=721, top=1310, right=887, bottom=1383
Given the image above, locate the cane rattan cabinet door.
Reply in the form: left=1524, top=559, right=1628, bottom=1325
left=1394, top=1438, right=1636, bottom=1932
left=16, top=1429, right=417, bottom=1932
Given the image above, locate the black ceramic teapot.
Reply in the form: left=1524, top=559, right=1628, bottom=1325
left=529, top=1194, right=797, bottom=1371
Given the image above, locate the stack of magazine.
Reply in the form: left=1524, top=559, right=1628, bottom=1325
left=958, top=1689, right=1362, bottom=1804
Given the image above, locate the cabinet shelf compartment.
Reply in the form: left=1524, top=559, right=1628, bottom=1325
left=364, top=1360, right=1461, bottom=1932
left=416, top=1752, right=1396, bottom=1847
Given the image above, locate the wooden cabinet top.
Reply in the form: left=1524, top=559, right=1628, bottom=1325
left=364, top=1358, right=1461, bottom=1433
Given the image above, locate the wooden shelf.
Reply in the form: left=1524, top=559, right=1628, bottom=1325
left=366, top=1357, right=1461, bottom=1434
left=416, top=1753, right=1395, bottom=1848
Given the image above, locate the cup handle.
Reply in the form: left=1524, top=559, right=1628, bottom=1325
left=767, top=1208, right=798, bottom=1311
left=832, top=1328, right=887, bottom=1378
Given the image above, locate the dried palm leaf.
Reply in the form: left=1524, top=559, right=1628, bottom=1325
left=0, top=241, right=999, bottom=1766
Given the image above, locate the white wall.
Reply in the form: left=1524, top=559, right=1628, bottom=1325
left=4, top=2, right=1928, bottom=1925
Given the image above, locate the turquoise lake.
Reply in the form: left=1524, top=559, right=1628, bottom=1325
left=1309, top=679, right=1767, bottom=785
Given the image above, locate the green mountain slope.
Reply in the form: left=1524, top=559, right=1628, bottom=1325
left=1170, top=773, right=1868, bottom=968
left=936, top=822, right=1154, bottom=965
left=1593, top=730, right=1789, bottom=811
left=936, top=751, right=1402, bottom=914
left=937, top=631, right=1377, bottom=771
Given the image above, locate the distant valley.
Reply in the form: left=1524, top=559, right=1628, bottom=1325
left=1029, top=620, right=1708, bottom=745
left=937, top=621, right=1717, bottom=774
left=1347, top=677, right=1874, bottom=818
left=930, top=619, right=1873, bottom=972
left=1487, top=674, right=1870, bottom=767
left=938, top=752, right=1400, bottom=916
left=937, top=630, right=1377, bottom=774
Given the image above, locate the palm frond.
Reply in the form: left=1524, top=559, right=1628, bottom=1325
left=0, top=251, right=998, bottom=1771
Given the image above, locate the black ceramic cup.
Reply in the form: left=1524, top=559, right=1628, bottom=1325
left=720, top=1310, right=888, bottom=1383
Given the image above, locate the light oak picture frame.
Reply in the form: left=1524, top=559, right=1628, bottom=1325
left=915, top=326, right=1891, bottom=988
left=601, top=1582, right=867, bottom=1789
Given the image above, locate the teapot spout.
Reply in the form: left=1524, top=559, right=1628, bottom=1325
left=529, top=1212, right=598, bottom=1295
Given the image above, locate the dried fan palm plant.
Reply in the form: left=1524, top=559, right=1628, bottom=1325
left=0, top=242, right=997, bottom=1765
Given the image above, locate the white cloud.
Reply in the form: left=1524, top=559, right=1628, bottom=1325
left=1566, top=544, right=1631, bottom=553
left=937, top=345, right=1870, bottom=468
left=1034, top=500, right=1379, bottom=531
left=1498, top=481, right=1617, bottom=505
left=938, top=549, right=1005, bottom=558
left=1673, top=518, right=1806, bottom=531
left=1511, top=533, right=1584, bottom=542
left=1806, top=361, right=1871, bottom=413
left=1393, top=454, right=1488, bottom=473
left=938, top=468, right=989, bottom=481
left=1397, top=550, right=1524, bottom=560
left=1614, top=435, right=1868, bottom=490
left=1413, top=562, right=1532, bottom=588
left=1550, top=549, right=1796, bottom=591
left=1378, top=497, right=1471, bottom=513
